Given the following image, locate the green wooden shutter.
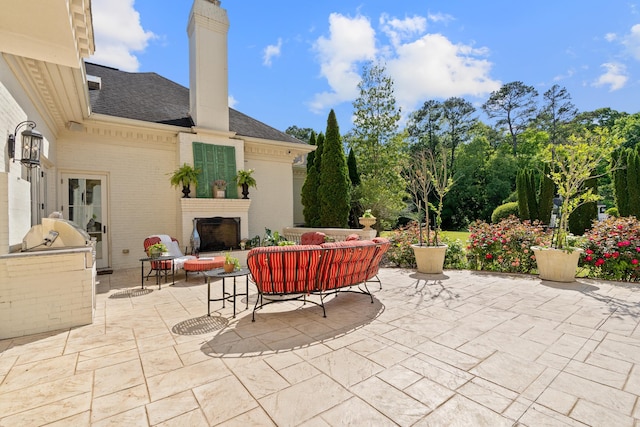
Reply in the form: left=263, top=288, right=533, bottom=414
left=192, top=142, right=237, bottom=198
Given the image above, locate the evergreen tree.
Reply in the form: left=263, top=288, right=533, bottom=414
left=613, top=149, right=630, bottom=216
left=538, top=164, right=555, bottom=225
left=516, top=170, right=530, bottom=220
left=628, top=148, right=640, bottom=217
left=318, top=110, right=351, bottom=227
left=301, top=132, right=319, bottom=226
left=349, top=61, right=407, bottom=227
left=347, top=148, right=361, bottom=186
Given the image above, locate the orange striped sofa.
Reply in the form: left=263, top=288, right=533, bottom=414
left=247, top=237, right=390, bottom=321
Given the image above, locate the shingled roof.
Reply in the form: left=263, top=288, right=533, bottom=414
left=84, top=62, right=304, bottom=145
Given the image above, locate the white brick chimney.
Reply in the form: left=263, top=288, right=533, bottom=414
left=187, top=0, right=229, bottom=131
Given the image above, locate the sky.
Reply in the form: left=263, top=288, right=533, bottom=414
left=88, top=0, right=640, bottom=135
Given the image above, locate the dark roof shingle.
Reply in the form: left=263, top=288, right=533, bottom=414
left=84, top=62, right=304, bottom=145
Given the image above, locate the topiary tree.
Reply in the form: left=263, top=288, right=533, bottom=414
left=318, top=110, right=351, bottom=227
left=517, top=167, right=555, bottom=224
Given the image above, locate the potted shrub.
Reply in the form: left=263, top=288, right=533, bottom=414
left=532, top=129, right=616, bottom=282
left=147, top=243, right=168, bottom=259
left=236, top=169, right=257, bottom=199
left=213, top=179, right=227, bottom=198
left=407, top=149, right=453, bottom=274
left=223, top=252, right=240, bottom=273
left=169, top=163, right=201, bottom=198
left=358, top=209, right=376, bottom=230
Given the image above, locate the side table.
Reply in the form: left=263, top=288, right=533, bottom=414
left=205, top=268, right=250, bottom=318
left=139, top=256, right=176, bottom=290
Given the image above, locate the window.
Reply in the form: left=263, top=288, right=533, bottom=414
left=192, top=142, right=238, bottom=198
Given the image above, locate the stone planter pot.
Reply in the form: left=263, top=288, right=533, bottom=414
left=411, top=244, right=448, bottom=274
left=531, top=246, right=583, bottom=282
left=359, top=217, right=376, bottom=230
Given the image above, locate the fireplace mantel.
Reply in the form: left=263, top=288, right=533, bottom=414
left=180, top=198, right=251, bottom=246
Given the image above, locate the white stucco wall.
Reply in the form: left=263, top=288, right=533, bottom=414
left=57, top=124, right=179, bottom=269
left=244, top=156, right=294, bottom=239
left=0, top=56, right=53, bottom=252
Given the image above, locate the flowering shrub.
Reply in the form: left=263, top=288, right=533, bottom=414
left=579, top=216, right=640, bottom=282
left=466, top=216, right=551, bottom=274
left=385, top=221, right=467, bottom=269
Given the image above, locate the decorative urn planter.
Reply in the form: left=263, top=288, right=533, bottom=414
left=411, top=244, right=448, bottom=274
left=531, top=246, right=583, bottom=282
left=359, top=216, right=376, bottom=230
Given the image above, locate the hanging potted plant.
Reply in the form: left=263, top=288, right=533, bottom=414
left=235, top=169, right=257, bottom=199
left=169, top=163, right=201, bottom=198
left=532, top=129, right=616, bottom=282
left=407, top=148, right=453, bottom=274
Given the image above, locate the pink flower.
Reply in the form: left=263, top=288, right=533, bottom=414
left=585, top=256, right=593, bottom=262
left=613, top=252, right=620, bottom=259
left=486, top=254, right=493, bottom=260
left=618, top=240, right=631, bottom=247
left=586, top=249, right=594, bottom=255
left=595, top=258, right=605, bottom=267
left=632, top=259, right=639, bottom=265
left=617, top=224, right=624, bottom=230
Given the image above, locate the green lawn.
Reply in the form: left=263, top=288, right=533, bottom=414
left=441, top=230, right=470, bottom=243
left=381, top=230, right=470, bottom=244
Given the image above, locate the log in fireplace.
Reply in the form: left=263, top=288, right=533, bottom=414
left=195, top=217, right=240, bottom=251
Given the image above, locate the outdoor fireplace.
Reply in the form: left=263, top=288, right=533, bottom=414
left=196, top=217, right=240, bottom=251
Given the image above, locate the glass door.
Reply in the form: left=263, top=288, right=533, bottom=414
left=61, top=173, right=109, bottom=269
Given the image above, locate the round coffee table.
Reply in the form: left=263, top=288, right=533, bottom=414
left=205, top=267, right=250, bottom=318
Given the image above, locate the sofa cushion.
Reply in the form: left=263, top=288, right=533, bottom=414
left=317, top=240, right=378, bottom=291
left=300, top=232, right=326, bottom=245
left=346, top=233, right=360, bottom=241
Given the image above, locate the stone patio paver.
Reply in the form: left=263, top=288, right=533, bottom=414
left=1, top=268, right=640, bottom=426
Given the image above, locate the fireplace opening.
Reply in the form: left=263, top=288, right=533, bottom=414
left=196, top=217, right=240, bottom=251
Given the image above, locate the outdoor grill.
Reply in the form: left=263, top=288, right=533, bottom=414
left=22, top=217, right=95, bottom=256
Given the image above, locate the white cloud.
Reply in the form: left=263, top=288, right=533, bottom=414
left=310, top=12, right=500, bottom=118
left=228, top=95, right=238, bottom=108
left=310, top=13, right=377, bottom=113
left=623, top=24, right=640, bottom=59
left=89, top=0, right=155, bottom=71
left=263, top=38, right=283, bottom=67
left=388, top=34, right=500, bottom=114
left=605, top=32, right=617, bottom=42
left=593, top=62, right=628, bottom=91
left=380, top=14, right=426, bottom=47
left=427, top=12, right=454, bottom=24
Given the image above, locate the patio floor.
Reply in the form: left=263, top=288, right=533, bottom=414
left=1, top=268, right=640, bottom=426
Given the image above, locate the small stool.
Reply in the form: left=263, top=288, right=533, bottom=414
left=184, top=257, right=225, bottom=282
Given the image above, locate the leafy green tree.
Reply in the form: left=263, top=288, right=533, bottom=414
left=318, top=110, right=351, bottom=227
left=572, top=108, right=625, bottom=132
left=482, top=81, right=539, bottom=156
left=538, top=84, right=577, bottom=145
left=349, top=61, right=407, bottom=228
left=407, top=100, right=443, bottom=153
left=285, top=125, right=315, bottom=143
left=539, top=164, right=555, bottom=225
left=612, top=113, right=640, bottom=149
left=441, top=97, right=477, bottom=169
left=301, top=132, right=318, bottom=226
